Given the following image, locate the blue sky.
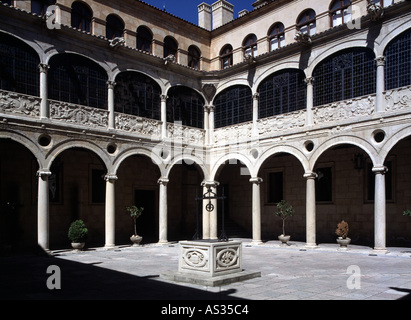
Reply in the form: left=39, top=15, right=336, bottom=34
left=143, top=0, right=255, bottom=25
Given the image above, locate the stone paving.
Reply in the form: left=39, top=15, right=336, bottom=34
left=1, top=239, right=411, bottom=300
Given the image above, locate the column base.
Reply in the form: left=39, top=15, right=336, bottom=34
left=250, top=240, right=263, bottom=246
left=104, top=244, right=116, bottom=250
left=304, top=243, right=318, bottom=249
left=156, top=240, right=169, bottom=246
left=370, top=248, right=389, bottom=255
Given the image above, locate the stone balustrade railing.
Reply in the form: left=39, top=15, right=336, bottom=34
left=0, top=89, right=40, bottom=118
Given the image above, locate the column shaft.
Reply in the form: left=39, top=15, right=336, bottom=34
left=305, top=77, right=314, bottom=126
left=252, top=93, right=259, bottom=137
left=250, top=177, right=263, bottom=245
left=37, top=170, right=51, bottom=251
left=373, top=166, right=388, bottom=253
left=39, top=64, right=50, bottom=119
left=107, top=81, right=116, bottom=129
left=375, top=56, right=386, bottom=114
left=158, top=178, right=169, bottom=244
left=105, top=175, right=117, bottom=248
left=304, top=171, right=318, bottom=248
left=161, top=95, right=168, bottom=139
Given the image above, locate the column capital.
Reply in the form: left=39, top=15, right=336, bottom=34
left=104, top=174, right=118, bottom=182
left=158, top=177, right=169, bottom=185
left=201, top=180, right=219, bottom=188
left=372, top=165, right=388, bottom=174
left=304, top=171, right=318, bottom=179
left=37, top=169, right=52, bottom=177
left=38, top=63, right=50, bottom=73
left=160, top=95, right=168, bottom=102
left=249, top=177, right=263, bottom=185
left=106, top=80, right=116, bottom=89
left=253, top=92, right=259, bottom=100
left=375, top=56, right=386, bottom=67
left=305, top=77, right=315, bottom=85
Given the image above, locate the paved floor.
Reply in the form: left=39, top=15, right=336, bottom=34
left=1, top=239, right=411, bottom=301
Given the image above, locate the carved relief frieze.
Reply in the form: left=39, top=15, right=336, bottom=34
left=115, top=113, right=161, bottom=137
left=167, top=123, right=205, bottom=145
left=0, top=90, right=40, bottom=118
left=214, top=122, right=252, bottom=145
left=257, top=110, right=306, bottom=137
left=385, top=86, right=411, bottom=112
left=313, top=95, right=375, bottom=125
left=50, top=100, right=108, bottom=128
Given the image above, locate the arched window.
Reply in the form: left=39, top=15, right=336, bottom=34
left=243, top=34, right=258, bottom=57
left=136, top=26, right=152, bottom=53
left=0, top=32, right=40, bottom=96
left=268, top=23, right=285, bottom=51
left=163, top=36, right=178, bottom=58
left=114, top=71, right=161, bottom=120
left=330, top=0, right=352, bottom=27
left=188, top=46, right=201, bottom=70
left=71, top=1, right=92, bottom=32
left=368, top=0, right=394, bottom=7
left=166, top=86, right=204, bottom=128
left=220, top=44, right=233, bottom=69
left=31, top=0, right=56, bottom=16
left=313, top=48, right=376, bottom=106
left=258, top=69, right=307, bottom=119
left=106, top=14, right=124, bottom=40
left=48, top=53, right=108, bottom=109
left=385, top=29, right=411, bottom=90
left=214, top=85, right=252, bottom=128
left=297, top=9, right=316, bottom=36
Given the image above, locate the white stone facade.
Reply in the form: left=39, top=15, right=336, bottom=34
left=0, top=0, right=410, bottom=253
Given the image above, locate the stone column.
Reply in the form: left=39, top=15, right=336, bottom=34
left=104, top=174, right=117, bottom=248
left=161, top=95, right=168, bottom=139
left=304, top=171, right=318, bottom=248
left=202, top=181, right=219, bottom=239
left=158, top=177, right=169, bottom=244
left=372, top=166, right=388, bottom=253
left=208, top=105, right=215, bottom=145
left=37, top=169, right=52, bottom=251
left=204, top=105, right=210, bottom=145
left=252, top=93, right=259, bottom=138
left=375, top=56, right=386, bottom=114
left=107, top=81, right=116, bottom=130
left=250, top=177, right=263, bottom=245
left=305, top=77, right=314, bottom=127
left=38, top=64, right=50, bottom=119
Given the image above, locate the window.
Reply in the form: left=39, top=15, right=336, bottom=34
left=71, top=1, right=92, bottom=32
left=214, top=85, right=252, bottom=128
left=106, top=14, right=124, bottom=40
left=163, top=36, right=178, bottom=58
left=269, top=23, right=285, bottom=51
left=0, top=33, right=40, bottom=96
left=330, top=0, right=352, bottom=27
left=31, top=0, right=55, bottom=16
left=297, top=9, right=316, bottom=36
left=258, top=69, right=307, bottom=119
left=188, top=46, right=201, bottom=70
left=114, top=71, right=161, bottom=120
left=316, top=166, right=333, bottom=202
left=166, top=86, right=204, bottom=128
left=48, top=53, right=108, bottom=109
left=220, top=44, right=233, bottom=69
left=136, top=26, right=152, bottom=53
left=313, top=48, right=376, bottom=106
left=267, top=171, right=284, bottom=203
left=368, top=0, right=394, bottom=7
left=384, top=29, right=411, bottom=90
left=243, top=34, right=258, bottom=57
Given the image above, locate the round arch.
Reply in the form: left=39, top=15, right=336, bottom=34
left=254, top=63, right=304, bottom=92
left=165, top=154, right=208, bottom=181
left=379, top=125, right=411, bottom=163
left=256, top=145, right=309, bottom=175
left=211, top=153, right=254, bottom=182
left=46, top=139, right=111, bottom=172
left=309, top=135, right=380, bottom=169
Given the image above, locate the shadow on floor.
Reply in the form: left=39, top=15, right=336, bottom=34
left=0, top=246, right=243, bottom=300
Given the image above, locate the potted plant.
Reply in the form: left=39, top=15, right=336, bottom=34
left=68, top=220, right=88, bottom=250
left=274, top=200, right=295, bottom=245
left=126, top=205, right=144, bottom=246
left=403, top=209, right=411, bottom=217
left=336, top=220, right=350, bottom=249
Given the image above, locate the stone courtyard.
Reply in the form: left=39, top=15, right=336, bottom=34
left=1, top=240, right=410, bottom=301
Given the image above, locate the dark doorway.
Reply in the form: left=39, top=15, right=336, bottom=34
left=134, top=189, right=157, bottom=243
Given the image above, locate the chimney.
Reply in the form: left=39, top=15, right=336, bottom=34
left=212, top=0, right=234, bottom=29
left=198, top=2, right=212, bottom=31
